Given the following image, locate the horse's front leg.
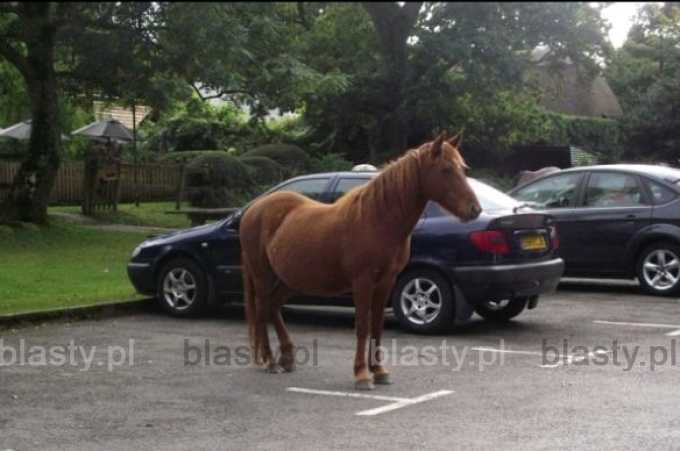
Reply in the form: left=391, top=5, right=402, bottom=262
left=352, top=277, right=375, bottom=390
left=369, top=277, right=395, bottom=385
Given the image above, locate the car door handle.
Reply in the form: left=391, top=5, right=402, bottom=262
left=626, top=214, right=637, bottom=219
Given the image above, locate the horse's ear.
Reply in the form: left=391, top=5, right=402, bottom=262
left=431, top=130, right=447, bottom=158
left=448, top=129, right=464, bottom=148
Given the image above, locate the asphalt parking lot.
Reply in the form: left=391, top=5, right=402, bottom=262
left=2, top=280, right=680, bottom=451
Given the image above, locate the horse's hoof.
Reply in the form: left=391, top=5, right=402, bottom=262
left=267, top=363, right=284, bottom=374
left=279, top=360, right=295, bottom=373
left=355, top=379, right=375, bottom=391
left=373, top=372, right=392, bottom=385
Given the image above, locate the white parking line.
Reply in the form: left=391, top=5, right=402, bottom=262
left=471, top=347, right=542, bottom=356
left=593, top=320, right=680, bottom=336
left=539, top=349, right=611, bottom=368
left=286, top=387, right=408, bottom=403
left=286, top=387, right=453, bottom=416
left=471, top=346, right=611, bottom=368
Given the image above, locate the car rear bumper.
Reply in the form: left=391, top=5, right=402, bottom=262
left=127, top=262, right=156, bottom=296
left=452, top=257, right=564, bottom=303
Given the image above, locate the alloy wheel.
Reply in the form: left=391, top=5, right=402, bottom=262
left=400, top=277, right=443, bottom=325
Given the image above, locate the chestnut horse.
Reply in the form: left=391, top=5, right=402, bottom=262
left=240, top=131, right=481, bottom=390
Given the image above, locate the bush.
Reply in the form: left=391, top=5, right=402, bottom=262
left=158, top=150, right=234, bottom=164
left=185, top=154, right=253, bottom=208
left=242, top=144, right=310, bottom=174
left=309, top=153, right=354, bottom=173
left=239, top=155, right=285, bottom=185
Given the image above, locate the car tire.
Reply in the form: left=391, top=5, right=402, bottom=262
left=391, top=269, right=454, bottom=334
left=156, top=257, right=209, bottom=317
left=636, top=242, right=680, bottom=296
left=474, top=297, right=528, bottom=322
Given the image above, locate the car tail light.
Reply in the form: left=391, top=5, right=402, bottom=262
left=550, top=225, right=559, bottom=249
left=470, top=230, right=510, bottom=255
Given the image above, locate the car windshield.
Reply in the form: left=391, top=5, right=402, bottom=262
left=224, top=176, right=519, bottom=226
left=468, top=178, right=520, bottom=211
left=426, top=178, right=519, bottom=217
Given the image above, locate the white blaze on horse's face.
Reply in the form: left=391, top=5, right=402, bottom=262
left=422, top=132, right=482, bottom=222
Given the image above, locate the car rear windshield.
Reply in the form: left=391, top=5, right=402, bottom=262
left=427, top=178, right=519, bottom=216
left=469, top=178, right=520, bottom=211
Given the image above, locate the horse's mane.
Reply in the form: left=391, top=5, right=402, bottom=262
left=335, top=145, right=425, bottom=222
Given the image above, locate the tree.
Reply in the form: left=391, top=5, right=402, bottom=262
left=362, top=2, right=422, bottom=156
left=0, top=3, right=65, bottom=223
left=0, top=2, right=331, bottom=223
left=606, top=3, right=680, bottom=161
left=0, top=2, right=171, bottom=223
left=300, top=2, right=610, bottom=162
left=154, top=2, right=347, bottom=121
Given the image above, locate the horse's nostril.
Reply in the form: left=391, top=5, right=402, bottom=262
left=470, top=204, right=481, bottom=217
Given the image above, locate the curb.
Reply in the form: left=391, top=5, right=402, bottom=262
left=0, top=299, right=154, bottom=330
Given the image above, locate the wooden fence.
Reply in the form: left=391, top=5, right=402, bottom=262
left=0, top=161, right=182, bottom=205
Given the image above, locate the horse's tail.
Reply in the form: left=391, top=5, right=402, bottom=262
left=242, top=255, right=266, bottom=366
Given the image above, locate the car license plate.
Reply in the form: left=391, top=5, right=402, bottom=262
left=520, top=234, right=547, bottom=251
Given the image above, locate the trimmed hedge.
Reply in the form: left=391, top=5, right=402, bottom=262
left=185, top=154, right=252, bottom=208
left=308, top=153, right=354, bottom=173
left=545, top=113, right=623, bottom=163
left=240, top=155, right=285, bottom=185
left=159, top=150, right=232, bottom=164
left=242, top=144, right=310, bottom=173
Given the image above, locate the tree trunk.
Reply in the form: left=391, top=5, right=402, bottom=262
left=0, top=4, right=61, bottom=224
left=363, top=2, right=422, bottom=158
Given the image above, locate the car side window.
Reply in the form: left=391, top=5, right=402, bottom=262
left=646, top=179, right=677, bottom=205
left=513, top=173, right=583, bottom=209
left=584, top=173, right=645, bottom=207
left=329, top=178, right=371, bottom=203
left=275, top=178, right=329, bottom=201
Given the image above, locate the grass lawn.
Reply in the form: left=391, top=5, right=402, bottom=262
left=50, top=201, right=193, bottom=229
left=0, top=220, right=151, bottom=316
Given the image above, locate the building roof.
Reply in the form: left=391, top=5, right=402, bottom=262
left=93, top=102, right=152, bottom=130
left=528, top=47, right=623, bottom=119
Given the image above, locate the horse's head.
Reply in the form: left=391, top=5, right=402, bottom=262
left=419, top=131, right=482, bottom=222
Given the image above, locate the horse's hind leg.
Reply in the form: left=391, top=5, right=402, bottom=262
left=253, top=295, right=275, bottom=370
left=352, top=278, right=375, bottom=390
left=252, top=271, right=294, bottom=373
left=369, top=278, right=395, bottom=385
left=272, top=305, right=295, bottom=372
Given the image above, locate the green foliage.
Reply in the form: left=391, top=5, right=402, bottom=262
left=308, top=153, right=354, bottom=173
left=0, top=0, right=621, bottom=195
left=59, top=98, right=97, bottom=160
left=265, top=113, right=311, bottom=144
left=158, top=150, right=231, bottom=164
left=299, top=2, right=610, bottom=162
left=184, top=154, right=252, bottom=207
left=141, top=99, right=246, bottom=154
left=156, top=3, right=344, bottom=117
left=447, top=91, right=555, bottom=157
left=239, top=155, right=285, bottom=185
left=0, top=61, right=28, bottom=126
left=442, top=88, right=623, bottom=166
left=605, top=4, right=680, bottom=162
left=543, top=114, right=623, bottom=162
left=242, top=143, right=310, bottom=173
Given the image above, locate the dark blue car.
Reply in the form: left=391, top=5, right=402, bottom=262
left=508, top=164, right=680, bottom=296
left=128, top=171, right=564, bottom=333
